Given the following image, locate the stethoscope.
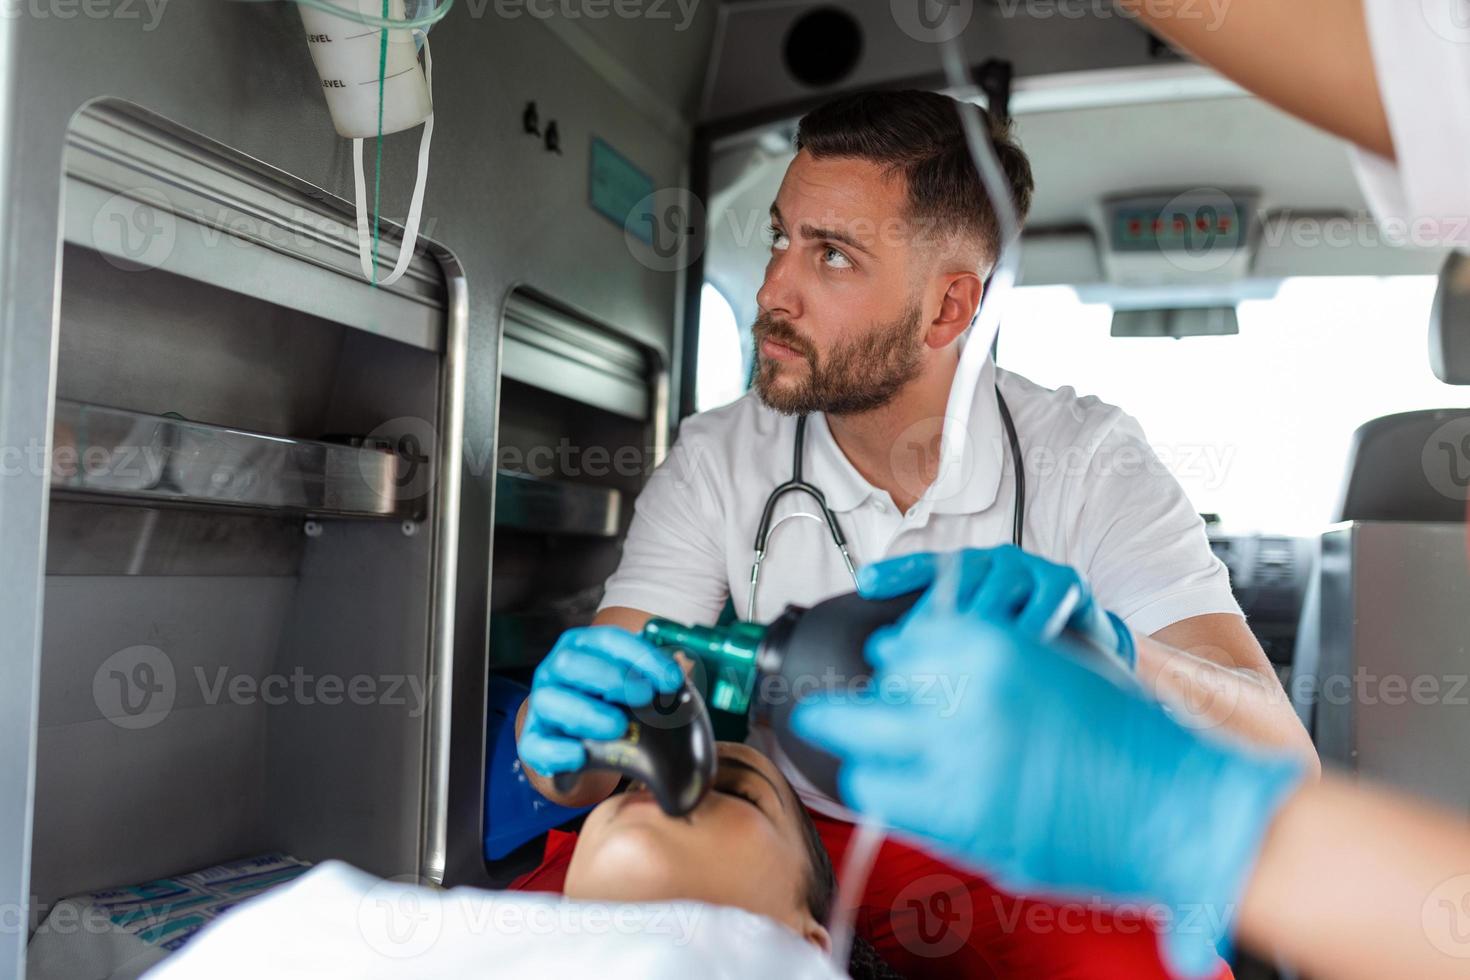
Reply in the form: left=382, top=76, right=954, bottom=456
left=747, top=385, right=1025, bottom=621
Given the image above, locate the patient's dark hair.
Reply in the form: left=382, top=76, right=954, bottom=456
left=795, top=89, right=1034, bottom=272
left=789, top=783, right=906, bottom=979
left=793, top=798, right=835, bottom=925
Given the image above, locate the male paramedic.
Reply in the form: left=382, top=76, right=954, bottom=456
left=516, top=88, right=1318, bottom=979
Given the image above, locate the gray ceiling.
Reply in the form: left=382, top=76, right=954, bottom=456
left=702, top=0, right=1169, bottom=123
left=703, top=76, right=1445, bottom=327
left=546, top=0, right=1446, bottom=321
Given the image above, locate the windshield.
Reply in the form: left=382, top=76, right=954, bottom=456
left=997, top=276, right=1453, bottom=535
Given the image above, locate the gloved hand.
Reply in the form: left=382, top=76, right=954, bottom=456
left=792, top=555, right=1306, bottom=979
left=518, top=626, right=684, bottom=778
left=859, top=544, right=1137, bottom=671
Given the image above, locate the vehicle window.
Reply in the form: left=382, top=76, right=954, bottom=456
left=696, top=281, right=747, bottom=413
left=997, top=276, right=1452, bottom=534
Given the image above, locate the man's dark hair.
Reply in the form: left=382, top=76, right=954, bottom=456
left=795, top=89, right=1034, bottom=270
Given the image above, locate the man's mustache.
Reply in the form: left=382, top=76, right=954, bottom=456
left=752, top=315, right=814, bottom=361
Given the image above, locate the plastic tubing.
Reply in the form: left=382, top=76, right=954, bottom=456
left=827, top=817, right=886, bottom=972
left=820, top=40, right=1029, bottom=968
left=934, top=34, right=1025, bottom=476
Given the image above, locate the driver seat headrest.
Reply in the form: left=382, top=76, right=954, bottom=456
left=1431, top=252, right=1470, bottom=384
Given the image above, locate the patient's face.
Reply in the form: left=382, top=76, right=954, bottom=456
left=563, top=742, right=829, bottom=950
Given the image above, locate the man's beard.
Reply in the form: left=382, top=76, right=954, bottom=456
left=751, top=305, right=926, bottom=416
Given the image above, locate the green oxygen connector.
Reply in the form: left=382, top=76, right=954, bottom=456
left=642, top=618, right=768, bottom=715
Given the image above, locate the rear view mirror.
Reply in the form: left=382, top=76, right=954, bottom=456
left=1110, top=306, right=1239, bottom=338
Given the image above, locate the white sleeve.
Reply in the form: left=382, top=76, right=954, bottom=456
left=597, top=436, right=731, bottom=625
left=1067, top=414, right=1241, bottom=637
left=1352, top=0, right=1470, bottom=246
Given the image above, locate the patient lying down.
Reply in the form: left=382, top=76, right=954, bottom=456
left=146, top=743, right=894, bottom=979
left=564, top=740, right=835, bottom=950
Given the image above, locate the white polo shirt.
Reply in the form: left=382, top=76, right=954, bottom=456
left=1352, top=0, right=1470, bottom=245
left=601, top=356, right=1239, bottom=634
left=600, top=356, right=1240, bottom=815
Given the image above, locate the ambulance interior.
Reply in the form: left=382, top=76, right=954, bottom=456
left=2, top=3, right=1465, bottom=978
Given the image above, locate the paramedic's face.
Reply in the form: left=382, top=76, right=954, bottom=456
left=564, top=742, right=829, bottom=950
left=754, top=150, right=929, bottom=416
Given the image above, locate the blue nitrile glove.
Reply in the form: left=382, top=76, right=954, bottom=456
left=518, top=626, right=684, bottom=778
left=859, top=544, right=1137, bottom=671
left=792, top=557, right=1305, bottom=979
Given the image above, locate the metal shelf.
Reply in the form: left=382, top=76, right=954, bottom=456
left=50, top=399, right=410, bottom=520
left=63, top=102, right=446, bottom=353
left=494, top=470, right=621, bottom=538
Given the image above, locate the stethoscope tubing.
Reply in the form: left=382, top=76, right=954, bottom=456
left=747, top=386, right=1023, bottom=621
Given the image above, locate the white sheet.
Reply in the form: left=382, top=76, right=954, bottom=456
left=142, top=861, right=847, bottom=980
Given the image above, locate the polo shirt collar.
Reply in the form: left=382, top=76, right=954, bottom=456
left=802, top=356, right=1006, bottom=517
left=803, top=411, right=878, bottom=514
left=928, top=354, right=1006, bottom=516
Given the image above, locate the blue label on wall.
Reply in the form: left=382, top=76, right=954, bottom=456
left=589, top=137, right=655, bottom=243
